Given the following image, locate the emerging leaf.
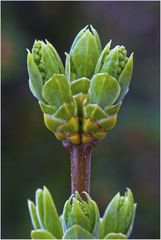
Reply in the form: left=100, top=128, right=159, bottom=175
left=28, top=200, right=40, bottom=230
left=70, top=77, right=90, bottom=95
left=42, top=74, right=73, bottom=107
left=117, top=53, right=133, bottom=102
left=43, top=186, right=63, bottom=238
left=27, top=52, right=44, bottom=102
left=63, top=225, right=96, bottom=239
left=31, top=229, right=56, bottom=239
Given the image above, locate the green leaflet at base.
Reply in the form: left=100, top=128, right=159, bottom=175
left=57, top=117, right=79, bottom=133
left=83, top=118, right=100, bottom=133
left=39, top=101, right=57, bottom=114
left=63, top=225, right=96, bottom=239
left=31, top=229, right=56, bottom=239
left=104, top=102, right=122, bottom=115
left=84, top=104, right=107, bottom=120
left=98, top=115, right=117, bottom=131
left=44, top=114, right=65, bottom=132
left=104, top=232, right=127, bottom=239
left=73, top=93, right=87, bottom=115
left=54, top=103, right=76, bottom=120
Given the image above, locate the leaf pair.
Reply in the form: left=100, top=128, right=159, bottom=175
left=28, top=186, right=63, bottom=239
left=99, top=189, right=137, bottom=239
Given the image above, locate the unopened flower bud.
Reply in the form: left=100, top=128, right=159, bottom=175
left=99, top=188, right=137, bottom=239
left=62, top=192, right=100, bottom=238
left=68, top=25, right=102, bottom=81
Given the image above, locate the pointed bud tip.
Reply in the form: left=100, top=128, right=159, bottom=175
left=108, top=39, right=112, bottom=46
left=36, top=188, right=43, bottom=194
left=45, top=39, right=49, bottom=44
left=43, top=185, right=48, bottom=192
left=65, top=52, right=69, bottom=57
left=82, top=191, right=91, bottom=201
left=26, top=48, right=30, bottom=54
left=27, top=199, right=32, bottom=205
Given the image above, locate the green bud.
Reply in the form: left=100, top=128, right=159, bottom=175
left=27, top=26, right=134, bottom=143
left=32, top=40, right=64, bottom=83
left=95, top=44, right=133, bottom=102
left=62, top=192, right=100, bottom=238
left=27, top=40, right=64, bottom=101
left=67, top=25, right=102, bottom=81
left=28, top=186, right=63, bottom=239
left=99, top=189, right=137, bottom=239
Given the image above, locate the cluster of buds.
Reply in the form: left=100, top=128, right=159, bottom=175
left=28, top=187, right=136, bottom=239
left=27, top=25, right=133, bottom=144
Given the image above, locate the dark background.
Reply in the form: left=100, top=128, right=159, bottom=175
left=2, top=1, right=160, bottom=239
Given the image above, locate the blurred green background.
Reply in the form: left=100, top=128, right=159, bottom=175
left=2, top=1, right=160, bottom=239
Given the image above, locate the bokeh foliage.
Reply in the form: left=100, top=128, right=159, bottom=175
left=2, top=1, right=160, bottom=239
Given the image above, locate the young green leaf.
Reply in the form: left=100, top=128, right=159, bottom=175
left=39, top=101, right=57, bottom=114
left=98, top=115, right=117, bottom=131
left=90, top=25, right=102, bottom=53
left=99, top=193, right=120, bottom=239
left=126, top=203, right=137, bottom=238
left=54, top=103, right=76, bottom=120
left=70, top=77, right=90, bottom=95
left=43, top=186, right=63, bottom=239
left=117, top=189, right=134, bottom=234
left=65, top=53, right=71, bottom=83
left=88, top=73, right=120, bottom=109
left=46, top=40, right=64, bottom=73
left=31, top=229, right=56, bottom=239
left=44, top=114, right=65, bottom=132
left=70, top=30, right=100, bottom=79
left=99, top=46, right=119, bottom=78
left=117, top=53, right=133, bottom=102
left=41, top=43, right=60, bottom=81
left=104, top=102, right=122, bottom=115
left=70, top=25, right=88, bottom=54
left=94, top=41, right=111, bottom=74
left=63, top=225, right=96, bottom=239
left=35, top=189, right=44, bottom=229
left=62, top=195, right=73, bottom=233
left=28, top=200, right=40, bottom=230
left=42, top=74, right=73, bottom=107
left=104, top=232, right=127, bottom=239
left=89, top=198, right=100, bottom=238
left=67, top=199, right=91, bottom=232
left=27, top=52, right=44, bottom=102
left=84, top=104, right=107, bottom=121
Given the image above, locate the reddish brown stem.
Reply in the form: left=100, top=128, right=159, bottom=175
left=62, top=140, right=98, bottom=199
